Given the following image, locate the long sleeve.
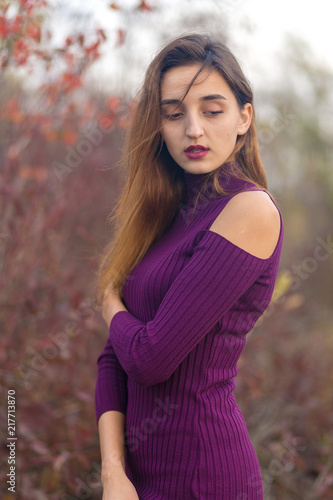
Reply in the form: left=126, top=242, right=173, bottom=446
left=95, top=336, right=128, bottom=424
left=108, top=229, right=273, bottom=387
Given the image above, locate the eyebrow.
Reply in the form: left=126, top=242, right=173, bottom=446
left=160, top=94, right=227, bottom=106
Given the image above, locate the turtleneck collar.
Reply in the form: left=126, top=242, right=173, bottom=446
left=184, top=170, right=211, bottom=199
left=183, top=161, right=247, bottom=209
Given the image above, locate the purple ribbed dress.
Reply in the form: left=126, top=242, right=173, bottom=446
left=95, top=162, right=284, bottom=499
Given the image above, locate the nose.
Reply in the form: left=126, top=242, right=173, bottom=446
left=185, top=113, right=204, bottom=139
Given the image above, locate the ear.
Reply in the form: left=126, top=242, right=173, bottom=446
left=237, top=103, right=252, bottom=136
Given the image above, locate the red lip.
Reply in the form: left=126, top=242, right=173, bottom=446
left=185, top=144, right=208, bottom=152
left=184, top=145, right=209, bottom=160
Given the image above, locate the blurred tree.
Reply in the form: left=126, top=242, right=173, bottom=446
left=0, top=2, right=152, bottom=499
left=256, top=35, right=333, bottom=307
left=0, top=1, right=332, bottom=498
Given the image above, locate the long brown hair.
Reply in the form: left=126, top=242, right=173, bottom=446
left=95, top=33, right=267, bottom=307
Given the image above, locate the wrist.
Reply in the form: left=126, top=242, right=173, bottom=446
left=101, top=454, right=125, bottom=476
left=103, top=299, right=127, bottom=329
left=101, top=465, right=126, bottom=486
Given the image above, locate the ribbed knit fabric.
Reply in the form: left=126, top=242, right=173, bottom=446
left=95, top=162, right=284, bottom=500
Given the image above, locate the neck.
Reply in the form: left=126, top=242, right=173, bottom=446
left=183, top=161, right=243, bottom=208
left=184, top=170, right=211, bottom=198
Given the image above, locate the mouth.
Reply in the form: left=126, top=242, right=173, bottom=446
left=184, top=144, right=209, bottom=159
left=185, top=145, right=209, bottom=153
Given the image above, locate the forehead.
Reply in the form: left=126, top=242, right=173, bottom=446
left=160, top=64, right=231, bottom=100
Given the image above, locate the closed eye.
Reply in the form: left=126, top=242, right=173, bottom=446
left=162, top=110, right=223, bottom=120
left=163, top=113, right=183, bottom=120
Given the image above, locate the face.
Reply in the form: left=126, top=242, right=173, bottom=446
left=160, top=64, right=252, bottom=175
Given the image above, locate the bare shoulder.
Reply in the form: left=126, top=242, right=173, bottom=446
left=209, top=190, right=281, bottom=259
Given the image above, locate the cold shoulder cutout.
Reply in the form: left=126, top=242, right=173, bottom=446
left=208, top=189, right=282, bottom=260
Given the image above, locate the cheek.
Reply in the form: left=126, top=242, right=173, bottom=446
left=214, top=117, right=239, bottom=142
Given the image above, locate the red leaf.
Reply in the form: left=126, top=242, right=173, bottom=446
left=138, top=0, right=153, bottom=11
left=19, top=166, right=48, bottom=181
left=97, top=113, right=114, bottom=131
left=0, top=17, right=9, bottom=38
left=61, top=73, right=82, bottom=92
left=24, top=22, right=41, bottom=42
left=85, top=39, right=100, bottom=56
left=43, top=128, right=58, bottom=142
left=2, top=97, right=24, bottom=123
left=97, top=28, right=107, bottom=41
left=107, top=96, right=121, bottom=112
left=63, top=130, right=78, bottom=145
left=116, top=28, right=125, bottom=46
left=26, top=5, right=35, bottom=17
left=110, top=2, right=121, bottom=9
left=61, top=73, right=74, bottom=85
left=12, top=16, right=22, bottom=34
left=12, top=39, right=30, bottom=65
left=1, top=56, right=9, bottom=69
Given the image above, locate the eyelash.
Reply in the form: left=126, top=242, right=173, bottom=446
left=163, top=111, right=223, bottom=120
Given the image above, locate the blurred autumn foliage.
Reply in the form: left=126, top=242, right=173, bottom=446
left=0, top=1, right=332, bottom=499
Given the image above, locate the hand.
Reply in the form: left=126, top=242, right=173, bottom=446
left=102, top=286, right=128, bottom=329
left=102, top=470, right=140, bottom=500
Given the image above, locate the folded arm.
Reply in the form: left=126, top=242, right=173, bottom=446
left=108, top=191, right=281, bottom=387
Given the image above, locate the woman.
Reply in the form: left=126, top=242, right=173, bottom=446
left=95, top=33, right=283, bottom=500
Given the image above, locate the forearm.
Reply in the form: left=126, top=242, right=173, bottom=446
left=95, top=335, right=128, bottom=423
left=98, top=410, right=126, bottom=482
left=108, top=232, right=270, bottom=387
